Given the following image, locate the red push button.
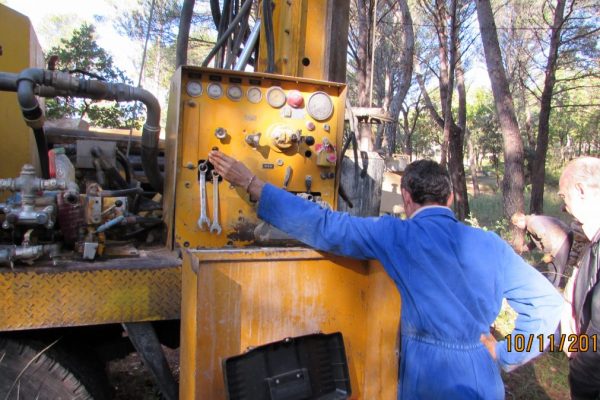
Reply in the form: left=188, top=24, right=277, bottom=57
left=287, top=90, right=304, bottom=108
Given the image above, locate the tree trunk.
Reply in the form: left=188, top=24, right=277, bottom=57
left=467, top=132, right=480, bottom=197
left=448, top=124, right=469, bottom=219
left=418, top=0, right=468, bottom=219
left=443, top=0, right=468, bottom=219
left=401, top=97, right=421, bottom=161
left=432, top=0, right=451, bottom=166
left=384, top=0, right=415, bottom=157
left=452, top=43, right=469, bottom=219
left=475, top=0, right=526, bottom=248
left=353, top=0, right=376, bottom=150
left=530, top=0, right=566, bottom=214
left=377, top=69, right=392, bottom=153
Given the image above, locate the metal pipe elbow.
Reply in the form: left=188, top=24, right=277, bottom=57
left=16, top=68, right=45, bottom=128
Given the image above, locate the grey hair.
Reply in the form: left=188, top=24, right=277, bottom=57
left=564, top=157, right=600, bottom=189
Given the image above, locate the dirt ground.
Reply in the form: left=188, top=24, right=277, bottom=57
left=107, top=347, right=179, bottom=400
left=107, top=346, right=569, bottom=399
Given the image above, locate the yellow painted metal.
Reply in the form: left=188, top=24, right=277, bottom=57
left=0, top=5, right=45, bottom=189
left=180, top=248, right=400, bottom=400
left=257, top=0, right=328, bottom=80
left=165, top=66, right=346, bottom=249
left=0, top=255, right=181, bottom=331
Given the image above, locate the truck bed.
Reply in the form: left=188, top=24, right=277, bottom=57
left=0, top=247, right=181, bottom=331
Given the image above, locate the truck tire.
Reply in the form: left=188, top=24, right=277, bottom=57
left=0, top=338, right=110, bottom=400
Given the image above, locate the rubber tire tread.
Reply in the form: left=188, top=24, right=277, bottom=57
left=0, top=338, right=109, bottom=400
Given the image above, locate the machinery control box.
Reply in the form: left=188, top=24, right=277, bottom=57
left=165, top=67, right=346, bottom=248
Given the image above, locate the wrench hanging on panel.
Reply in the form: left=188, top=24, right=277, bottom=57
left=210, top=171, right=222, bottom=235
left=197, top=162, right=210, bottom=230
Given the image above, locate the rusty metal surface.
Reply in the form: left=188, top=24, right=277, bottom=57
left=0, top=249, right=181, bottom=331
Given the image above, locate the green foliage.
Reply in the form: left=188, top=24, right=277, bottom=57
left=45, top=23, right=142, bottom=129
left=114, top=0, right=180, bottom=96
left=411, top=110, right=440, bottom=159
left=467, top=89, right=503, bottom=167
left=468, top=185, right=570, bottom=236
left=48, top=23, right=125, bottom=82
left=116, top=0, right=180, bottom=45
left=549, top=74, right=600, bottom=160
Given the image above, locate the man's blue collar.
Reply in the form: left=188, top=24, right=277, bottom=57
left=410, top=206, right=457, bottom=221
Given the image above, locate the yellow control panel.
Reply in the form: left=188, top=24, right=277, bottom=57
left=165, top=67, right=346, bottom=248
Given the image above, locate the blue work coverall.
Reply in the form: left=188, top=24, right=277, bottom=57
left=257, top=184, right=564, bottom=399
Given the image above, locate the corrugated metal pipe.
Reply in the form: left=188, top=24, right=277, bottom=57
left=0, top=69, right=163, bottom=192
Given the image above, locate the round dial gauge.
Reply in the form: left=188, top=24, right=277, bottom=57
left=307, top=91, right=334, bottom=121
left=227, top=84, right=243, bottom=101
left=185, top=80, right=202, bottom=97
left=247, top=87, right=262, bottom=104
left=266, top=86, right=287, bottom=108
left=207, top=82, right=223, bottom=99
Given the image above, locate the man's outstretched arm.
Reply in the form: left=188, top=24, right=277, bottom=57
left=208, top=150, right=395, bottom=260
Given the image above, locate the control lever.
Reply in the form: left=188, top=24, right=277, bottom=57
left=283, top=166, right=293, bottom=190
left=305, top=175, right=312, bottom=194
left=197, top=162, right=210, bottom=230
left=210, top=170, right=222, bottom=235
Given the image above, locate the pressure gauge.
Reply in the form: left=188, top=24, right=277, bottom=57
left=227, top=84, right=243, bottom=101
left=185, top=81, right=202, bottom=97
left=266, top=86, right=287, bottom=108
left=247, top=87, right=262, bottom=104
left=307, top=91, right=334, bottom=121
left=207, top=82, right=223, bottom=99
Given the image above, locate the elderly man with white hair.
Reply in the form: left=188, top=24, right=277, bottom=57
left=559, top=156, right=600, bottom=400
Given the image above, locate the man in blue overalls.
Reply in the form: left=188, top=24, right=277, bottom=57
left=209, top=151, right=563, bottom=399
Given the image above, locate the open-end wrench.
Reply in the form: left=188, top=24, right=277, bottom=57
left=283, top=166, right=292, bottom=190
left=197, top=162, right=210, bottom=230
left=210, top=170, right=222, bottom=235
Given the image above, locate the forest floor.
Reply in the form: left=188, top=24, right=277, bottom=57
left=106, top=169, right=572, bottom=399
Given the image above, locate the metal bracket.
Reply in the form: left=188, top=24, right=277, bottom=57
left=122, top=322, right=178, bottom=400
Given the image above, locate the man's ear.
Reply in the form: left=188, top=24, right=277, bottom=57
left=401, top=188, right=413, bottom=207
left=446, top=191, right=454, bottom=207
left=574, top=182, right=585, bottom=198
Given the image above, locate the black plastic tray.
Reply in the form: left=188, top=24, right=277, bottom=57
left=223, top=332, right=351, bottom=400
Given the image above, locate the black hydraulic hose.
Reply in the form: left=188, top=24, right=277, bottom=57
left=134, top=217, right=163, bottom=224
left=210, top=0, right=221, bottom=29
left=116, top=149, right=133, bottom=185
left=202, top=0, right=252, bottom=67
left=91, top=146, right=130, bottom=190
left=0, top=72, right=18, bottom=91
left=225, top=2, right=251, bottom=69
left=11, top=68, right=163, bottom=192
left=98, top=187, right=144, bottom=197
left=176, top=0, right=196, bottom=68
left=32, top=128, right=50, bottom=179
left=16, top=69, right=50, bottom=178
left=263, top=0, right=276, bottom=73
left=214, top=0, right=232, bottom=68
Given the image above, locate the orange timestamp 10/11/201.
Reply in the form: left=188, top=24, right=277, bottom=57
left=505, top=333, right=598, bottom=353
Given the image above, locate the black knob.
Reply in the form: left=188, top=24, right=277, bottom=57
left=304, top=136, right=315, bottom=146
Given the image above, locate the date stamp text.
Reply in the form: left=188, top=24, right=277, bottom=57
left=505, top=333, right=598, bottom=353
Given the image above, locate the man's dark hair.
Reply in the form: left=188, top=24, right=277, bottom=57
left=401, top=159, right=452, bottom=205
